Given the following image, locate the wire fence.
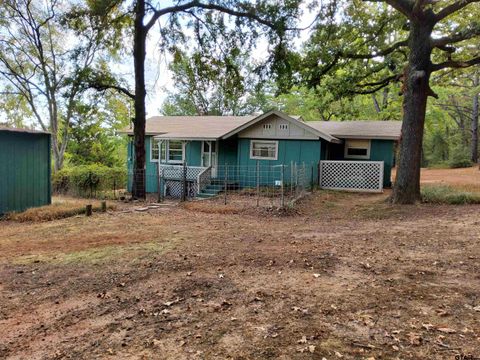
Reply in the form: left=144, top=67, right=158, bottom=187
left=127, top=162, right=316, bottom=208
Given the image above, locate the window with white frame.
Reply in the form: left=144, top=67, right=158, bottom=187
left=151, top=139, right=184, bottom=163
left=279, top=123, right=288, bottom=131
left=263, top=123, right=272, bottom=130
left=344, top=139, right=371, bottom=159
left=250, top=140, right=278, bottom=160
left=168, top=140, right=183, bottom=163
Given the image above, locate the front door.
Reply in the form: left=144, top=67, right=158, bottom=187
left=202, top=141, right=217, bottom=177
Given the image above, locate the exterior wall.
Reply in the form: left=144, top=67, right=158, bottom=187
left=128, top=136, right=206, bottom=193
left=238, top=115, right=318, bottom=140
left=0, top=131, right=51, bottom=214
left=326, top=139, right=395, bottom=187
left=235, top=138, right=322, bottom=185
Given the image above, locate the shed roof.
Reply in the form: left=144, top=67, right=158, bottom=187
left=0, top=126, right=50, bottom=135
left=307, top=121, right=401, bottom=140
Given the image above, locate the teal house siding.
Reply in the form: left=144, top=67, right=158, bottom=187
left=235, top=138, right=321, bottom=186
left=370, top=140, right=395, bottom=187
left=128, top=136, right=205, bottom=193
left=0, top=130, right=51, bottom=214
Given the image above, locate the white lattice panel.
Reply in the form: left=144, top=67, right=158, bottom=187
left=159, top=165, right=205, bottom=181
left=319, top=161, right=384, bottom=192
left=164, top=180, right=196, bottom=198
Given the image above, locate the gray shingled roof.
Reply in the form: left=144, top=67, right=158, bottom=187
left=122, top=114, right=401, bottom=141
left=307, top=120, right=401, bottom=140
left=123, top=116, right=255, bottom=139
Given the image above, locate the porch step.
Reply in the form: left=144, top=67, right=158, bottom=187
left=196, top=181, right=240, bottom=199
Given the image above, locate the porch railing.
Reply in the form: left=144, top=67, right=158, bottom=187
left=197, top=166, right=212, bottom=194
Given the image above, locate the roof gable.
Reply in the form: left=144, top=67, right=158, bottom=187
left=221, top=110, right=340, bottom=143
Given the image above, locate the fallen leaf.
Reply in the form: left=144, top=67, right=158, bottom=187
left=334, top=351, right=343, bottom=358
left=313, top=273, right=321, bottom=278
left=297, top=336, right=307, bottom=344
left=408, top=332, right=422, bottom=346
left=308, top=345, right=315, bottom=353
left=422, top=323, right=434, bottom=331
left=437, top=327, right=456, bottom=334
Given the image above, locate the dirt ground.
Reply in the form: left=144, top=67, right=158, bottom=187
left=1, top=172, right=480, bottom=359
left=393, top=166, right=480, bottom=191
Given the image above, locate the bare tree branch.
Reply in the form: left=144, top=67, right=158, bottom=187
left=435, top=0, right=480, bottom=22
left=343, top=39, right=408, bottom=59
left=432, top=56, right=480, bottom=71
left=432, top=23, right=480, bottom=48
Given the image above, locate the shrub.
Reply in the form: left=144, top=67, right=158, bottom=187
left=448, top=145, right=472, bottom=169
left=53, top=164, right=127, bottom=198
left=421, top=185, right=480, bottom=205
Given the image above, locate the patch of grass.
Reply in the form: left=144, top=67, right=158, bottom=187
left=421, top=185, right=480, bottom=205
left=4, top=197, right=116, bottom=222
left=14, top=240, right=176, bottom=265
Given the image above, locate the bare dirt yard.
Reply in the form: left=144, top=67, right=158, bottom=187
left=1, top=170, right=479, bottom=359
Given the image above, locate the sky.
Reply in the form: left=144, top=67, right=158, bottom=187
left=141, top=2, right=318, bottom=116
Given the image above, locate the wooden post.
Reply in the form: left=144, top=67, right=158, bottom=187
left=86, top=204, right=92, bottom=216
left=101, top=201, right=107, bottom=212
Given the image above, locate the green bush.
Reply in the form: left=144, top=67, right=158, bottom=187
left=421, top=185, right=480, bottom=205
left=53, top=164, right=127, bottom=198
left=448, top=145, right=472, bottom=169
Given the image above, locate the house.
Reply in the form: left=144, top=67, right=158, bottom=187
left=123, top=110, right=401, bottom=197
left=0, top=127, right=51, bottom=214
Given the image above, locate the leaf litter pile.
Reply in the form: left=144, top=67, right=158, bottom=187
left=0, top=191, right=479, bottom=359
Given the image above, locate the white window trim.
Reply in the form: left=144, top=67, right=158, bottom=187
left=151, top=138, right=185, bottom=164
left=250, top=140, right=278, bottom=160
left=344, top=139, right=371, bottom=160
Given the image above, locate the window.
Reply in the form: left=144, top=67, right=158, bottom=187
left=250, top=140, right=278, bottom=160
left=151, top=139, right=160, bottom=161
left=279, top=124, right=288, bottom=130
left=151, top=139, right=184, bottom=163
left=168, top=140, right=183, bottom=163
left=263, top=123, right=272, bottom=130
left=344, top=139, right=371, bottom=159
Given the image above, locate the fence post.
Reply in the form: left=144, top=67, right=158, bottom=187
left=256, top=160, right=260, bottom=207
left=224, top=164, right=228, bottom=205
left=310, top=163, right=314, bottom=189
left=156, top=163, right=162, bottom=203
left=318, top=162, right=322, bottom=188
left=290, top=161, right=294, bottom=195
left=181, top=162, right=187, bottom=202
left=281, top=164, right=285, bottom=208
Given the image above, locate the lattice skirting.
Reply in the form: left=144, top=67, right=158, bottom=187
left=164, top=180, right=196, bottom=198
left=319, top=161, right=384, bottom=192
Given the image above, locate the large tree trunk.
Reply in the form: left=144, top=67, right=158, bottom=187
left=392, top=20, right=434, bottom=204
left=472, top=72, right=479, bottom=164
left=132, top=0, right=147, bottom=199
